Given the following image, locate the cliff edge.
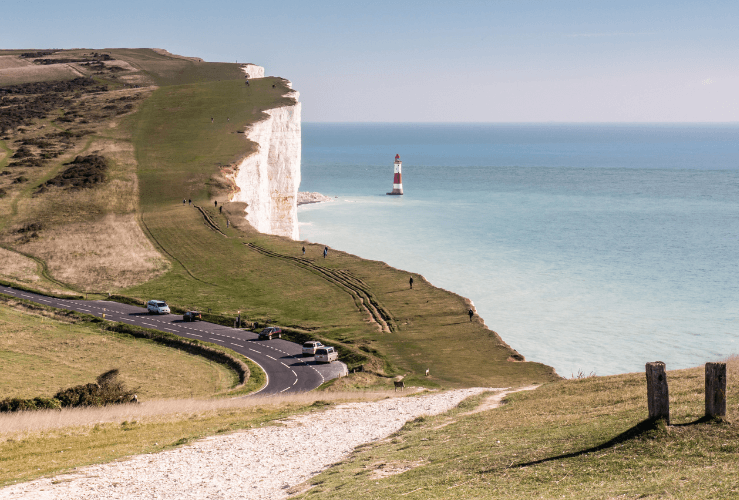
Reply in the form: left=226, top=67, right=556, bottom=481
left=229, top=66, right=302, bottom=240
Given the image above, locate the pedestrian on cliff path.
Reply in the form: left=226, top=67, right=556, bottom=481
left=214, top=200, right=218, bottom=208
left=323, top=246, right=328, bottom=259
left=182, top=199, right=186, bottom=205
left=468, top=308, right=474, bottom=322
left=409, top=276, right=414, bottom=289
left=302, top=246, right=306, bottom=256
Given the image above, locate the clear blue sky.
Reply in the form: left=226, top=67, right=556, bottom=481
left=3, top=0, right=738, bottom=122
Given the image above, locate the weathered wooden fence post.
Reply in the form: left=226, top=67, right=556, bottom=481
left=646, top=361, right=669, bottom=424
left=705, top=362, right=727, bottom=418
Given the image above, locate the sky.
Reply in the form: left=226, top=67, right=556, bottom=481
left=3, top=0, right=739, bottom=122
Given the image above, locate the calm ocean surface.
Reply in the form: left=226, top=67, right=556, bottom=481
left=297, top=124, right=739, bottom=376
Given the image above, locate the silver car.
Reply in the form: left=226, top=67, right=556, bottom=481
left=302, top=341, right=324, bottom=356
left=315, top=346, right=338, bottom=364
left=147, top=300, right=170, bottom=315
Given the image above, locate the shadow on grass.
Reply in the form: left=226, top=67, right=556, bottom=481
left=507, top=416, right=720, bottom=469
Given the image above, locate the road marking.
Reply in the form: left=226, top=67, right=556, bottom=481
left=190, top=334, right=201, bottom=338
left=232, top=343, right=243, bottom=347
left=280, top=362, right=289, bottom=368
left=163, top=328, right=177, bottom=332
left=266, top=355, right=276, bottom=360
left=291, top=370, right=297, bottom=377
left=293, top=379, right=297, bottom=385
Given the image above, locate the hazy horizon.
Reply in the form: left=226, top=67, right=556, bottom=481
left=4, top=0, right=738, bottom=123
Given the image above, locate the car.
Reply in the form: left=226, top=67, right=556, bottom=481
left=302, top=341, right=324, bottom=356
left=147, top=300, right=170, bottom=315
left=258, top=326, right=282, bottom=340
left=183, top=311, right=202, bottom=322
left=315, top=346, right=338, bottom=364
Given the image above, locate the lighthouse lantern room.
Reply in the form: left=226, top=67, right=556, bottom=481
left=386, top=154, right=404, bottom=195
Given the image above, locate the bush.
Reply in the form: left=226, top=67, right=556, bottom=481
left=0, top=369, right=136, bottom=412
left=0, top=396, right=62, bottom=412
left=54, top=369, right=135, bottom=408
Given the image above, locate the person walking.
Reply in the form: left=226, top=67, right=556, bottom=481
left=219, top=205, right=222, bottom=213
left=302, top=246, right=306, bottom=256
left=183, top=198, right=186, bottom=205
left=409, top=276, right=414, bottom=289
left=214, top=200, right=218, bottom=208
left=323, top=246, right=328, bottom=259
left=188, top=199, right=191, bottom=205
left=468, top=308, right=474, bottom=322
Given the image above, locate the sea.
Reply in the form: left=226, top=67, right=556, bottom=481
left=297, top=123, right=739, bottom=377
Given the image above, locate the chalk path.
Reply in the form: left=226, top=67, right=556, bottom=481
left=0, top=388, right=495, bottom=500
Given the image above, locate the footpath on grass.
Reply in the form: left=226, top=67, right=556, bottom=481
left=0, top=388, right=497, bottom=500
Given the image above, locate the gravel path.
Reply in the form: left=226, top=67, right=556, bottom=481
left=0, top=388, right=492, bottom=500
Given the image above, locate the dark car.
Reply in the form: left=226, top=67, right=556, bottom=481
left=258, top=327, right=282, bottom=340
left=183, top=311, right=202, bottom=322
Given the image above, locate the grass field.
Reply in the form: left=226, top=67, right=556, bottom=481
left=292, top=360, right=739, bottom=499
left=0, top=302, right=238, bottom=401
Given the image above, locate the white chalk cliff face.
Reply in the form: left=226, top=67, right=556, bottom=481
left=241, top=64, right=265, bottom=79
left=230, top=67, right=301, bottom=240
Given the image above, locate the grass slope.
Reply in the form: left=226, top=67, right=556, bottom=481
left=293, top=361, right=739, bottom=499
left=0, top=302, right=236, bottom=400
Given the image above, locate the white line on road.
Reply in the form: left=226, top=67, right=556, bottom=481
left=232, top=343, right=243, bottom=347
left=266, top=355, right=276, bottom=360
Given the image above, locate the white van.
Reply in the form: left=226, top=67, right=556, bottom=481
left=147, top=300, right=170, bottom=315
left=314, top=346, right=338, bottom=364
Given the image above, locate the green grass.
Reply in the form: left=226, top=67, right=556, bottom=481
left=293, top=362, right=739, bottom=499
left=0, top=302, right=239, bottom=401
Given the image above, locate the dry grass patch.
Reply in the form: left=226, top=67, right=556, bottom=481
left=0, top=63, right=79, bottom=85
left=19, top=213, right=169, bottom=291
left=0, top=246, right=41, bottom=284
left=0, top=390, right=395, bottom=437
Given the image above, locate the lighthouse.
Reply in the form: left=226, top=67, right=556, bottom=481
left=386, top=154, right=404, bottom=195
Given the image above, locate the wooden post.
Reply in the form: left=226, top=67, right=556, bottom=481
left=705, top=362, right=727, bottom=418
left=646, top=362, right=669, bottom=424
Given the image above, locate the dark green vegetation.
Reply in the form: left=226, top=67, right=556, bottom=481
left=2, top=369, right=135, bottom=412
left=293, top=361, right=739, bottom=499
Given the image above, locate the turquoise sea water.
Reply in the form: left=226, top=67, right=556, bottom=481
left=297, top=124, right=739, bottom=377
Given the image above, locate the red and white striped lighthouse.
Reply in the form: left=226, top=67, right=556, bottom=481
left=387, top=153, right=404, bottom=195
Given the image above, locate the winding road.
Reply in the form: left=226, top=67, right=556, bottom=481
left=0, top=285, right=347, bottom=394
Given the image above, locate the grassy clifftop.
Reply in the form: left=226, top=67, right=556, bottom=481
left=0, top=48, right=557, bottom=389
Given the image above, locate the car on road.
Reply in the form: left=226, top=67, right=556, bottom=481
left=302, top=341, right=324, bottom=356
left=183, top=311, right=202, bottom=322
left=315, top=346, right=338, bottom=364
left=147, top=300, right=170, bottom=315
left=258, top=326, right=282, bottom=340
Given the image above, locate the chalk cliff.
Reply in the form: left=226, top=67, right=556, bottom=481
left=240, top=64, right=265, bottom=79
left=229, top=71, right=301, bottom=240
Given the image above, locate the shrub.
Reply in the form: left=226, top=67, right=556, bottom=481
left=54, top=369, right=135, bottom=408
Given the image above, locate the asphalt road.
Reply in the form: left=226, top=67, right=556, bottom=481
left=0, top=285, right=348, bottom=394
